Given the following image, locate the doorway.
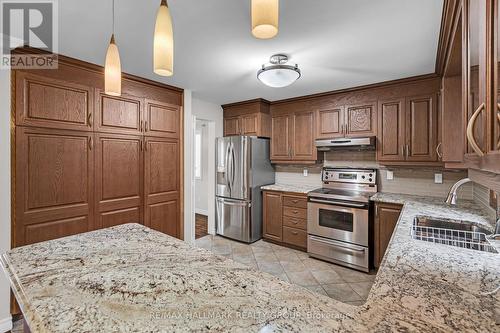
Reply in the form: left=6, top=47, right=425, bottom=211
left=193, top=118, right=216, bottom=239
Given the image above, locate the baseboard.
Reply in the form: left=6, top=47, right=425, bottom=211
left=195, top=209, right=209, bottom=216
left=0, top=315, right=12, bottom=333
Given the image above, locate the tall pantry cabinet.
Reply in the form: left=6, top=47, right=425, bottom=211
left=12, top=51, right=183, bottom=248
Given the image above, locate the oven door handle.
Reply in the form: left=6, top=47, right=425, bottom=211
left=308, top=198, right=366, bottom=208
left=309, top=236, right=366, bottom=252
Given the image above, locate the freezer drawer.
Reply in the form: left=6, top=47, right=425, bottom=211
left=216, top=197, right=253, bottom=243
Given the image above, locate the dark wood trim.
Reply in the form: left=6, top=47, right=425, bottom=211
left=436, top=0, right=462, bottom=75
left=270, top=74, right=439, bottom=106
left=12, top=47, right=184, bottom=93
left=221, top=98, right=271, bottom=109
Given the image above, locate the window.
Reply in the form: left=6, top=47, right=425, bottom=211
left=194, top=130, right=202, bottom=179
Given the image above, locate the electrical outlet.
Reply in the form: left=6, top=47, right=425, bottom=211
left=434, top=173, right=443, bottom=184
left=386, top=170, right=394, bottom=180
left=303, top=169, right=308, bottom=177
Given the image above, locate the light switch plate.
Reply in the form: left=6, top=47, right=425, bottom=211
left=434, top=173, right=443, bottom=184
left=386, top=170, right=394, bottom=180
left=303, top=169, right=308, bottom=177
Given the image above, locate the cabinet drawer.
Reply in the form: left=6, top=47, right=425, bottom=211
left=282, top=196, right=307, bottom=208
left=283, top=216, right=307, bottom=230
left=283, top=226, right=307, bottom=248
left=283, top=206, right=307, bottom=220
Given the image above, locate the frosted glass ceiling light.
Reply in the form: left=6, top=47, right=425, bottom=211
left=257, top=54, right=300, bottom=88
left=154, top=0, right=174, bottom=76
left=104, top=0, right=121, bottom=96
left=251, top=0, right=279, bottom=39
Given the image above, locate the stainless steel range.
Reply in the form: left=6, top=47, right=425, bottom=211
left=307, top=168, right=377, bottom=272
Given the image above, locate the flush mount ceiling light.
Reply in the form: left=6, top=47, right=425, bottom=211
left=251, top=0, right=279, bottom=39
left=154, top=0, right=174, bottom=76
left=257, top=54, right=301, bottom=88
left=104, top=0, right=121, bottom=96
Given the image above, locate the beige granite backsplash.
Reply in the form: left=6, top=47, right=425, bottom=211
left=275, top=150, right=473, bottom=199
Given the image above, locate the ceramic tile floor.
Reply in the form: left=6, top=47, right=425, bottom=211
left=194, top=235, right=377, bottom=305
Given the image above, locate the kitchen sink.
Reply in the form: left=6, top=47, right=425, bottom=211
left=411, top=216, right=498, bottom=253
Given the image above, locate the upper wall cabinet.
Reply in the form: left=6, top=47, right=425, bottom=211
left=144, top=99, right=180, bottom=138
left=95, top=90, right=144, bottom=135
left=15, top=72, right=94, bottom=131
left=462, top=0, right=500, bottom=172
left=222, top=99, right=271, bottom=137
left=316, top=102, right=377, bottom=139
left=377, top=94, right=439, bottom=163
left=271, top=109, right=318, bottom=163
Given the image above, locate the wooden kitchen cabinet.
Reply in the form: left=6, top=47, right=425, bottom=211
left=270, top=110, right=318, bottom=163
left=263, top=191, right=283, bottom=241
left=15, top=127, right=94, bottom=246
left=316, top=103, right=376, bottom=139
left=377, top=94, right=438, bottom=163
left=144, top=137, right=180, bottom=238
left=144, top=99, right=180, bottom=138
left=263, top=191, right=308, bottom=250
left=95, top=90, right=144, bottom=136
left=94, top=133, right=143, bottom=229
left=222, top=99, right=271, bottom=137
left=374, top=202, right=402, bottom=267
left=15, top=71, right=94, bottom=131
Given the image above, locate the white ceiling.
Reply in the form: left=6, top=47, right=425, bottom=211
left=58, top=0, right=444, bottom=105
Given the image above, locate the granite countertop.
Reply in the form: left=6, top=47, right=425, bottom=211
left=2, top=194, right=499, bottom=332
left=260, top=183, right=318, bottom=194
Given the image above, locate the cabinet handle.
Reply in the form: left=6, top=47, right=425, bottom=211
left=436, top=142, right=442, bottom=159
left=88, top=137, right=93, bottom=150
left=292, top=199, right=298, bottom=203
left=401, top=145, right=405, bottom=157
left=140, top=140, right=143, bottom=151
left=291, top=231, right=298, bottom=235
left=466, top=102, right=485, bottom=157
left=406, top=144, right=410, bottom=159
left=288, top=146, right=292, bottom=157
left=145, top=120, right=148, bottom=132
left=145, top=140, right=148, bottom=151
left=140, top=120, right=143, bottom=131
left=87, top=113, right=92, bottom=127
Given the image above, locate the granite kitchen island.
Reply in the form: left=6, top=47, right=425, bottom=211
left=2, top=203, right=499, bottom=333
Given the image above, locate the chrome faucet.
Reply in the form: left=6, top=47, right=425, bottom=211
left=445, top=178, right=472, bottom=205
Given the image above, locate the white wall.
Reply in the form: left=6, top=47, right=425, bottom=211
left=0, top=69, right=12, bottom=332
left=192, top=97, right=223, bottom=235
left=194, top=120, right=210, bottom=215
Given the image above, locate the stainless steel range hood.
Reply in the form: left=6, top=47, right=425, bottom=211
left=315, top=137, right=376, bottom=151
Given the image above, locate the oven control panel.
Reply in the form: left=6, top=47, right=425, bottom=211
left=322, top=168, right=376, bottom=185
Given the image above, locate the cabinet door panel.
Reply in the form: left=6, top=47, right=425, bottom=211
left=292, top=111, right=316, bottom=160
left=270, top=115, right=290, bottom=160
left=145, top=100, right=180, bottom=138
left=316, top=108, right=344, bottom=139
left=96, top=91, right=143, bottom=135
left=406, top=95, right=438, bottom=161
left=144, top=138, right=180, bottom=238
left=374, top=203, right=402, bottom=267
left=16, top=72, right=93, bottom=131
left=224, top=116, right=240, bottom=136
left=345, top=103, right=377, bottom=137
left=95, top=134, right=143, bottom=229
left=241, top=114, right=258, bottom=136
left=263, top=191, right=282, bottom=241
left=377, top=99, right=405, bottom=161
left=15, top=127, right=94, bottom=247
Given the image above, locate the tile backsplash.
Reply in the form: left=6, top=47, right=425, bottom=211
left=274, top=150, right=473, bottom=200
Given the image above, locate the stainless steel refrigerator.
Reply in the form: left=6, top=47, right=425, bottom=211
left=216, top=136, right=274, bottom=243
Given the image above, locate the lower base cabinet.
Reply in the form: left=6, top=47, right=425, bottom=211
left=263, top=190, right=308, bottom=250
left=374, top=202, right=403, bottom=267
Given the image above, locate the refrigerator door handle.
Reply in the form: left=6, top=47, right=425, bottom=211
left=216, top=197, right=251, bottom=207
left=230, top=142, right=236, bottom=191
left=225, top=142, right=231, bottom=193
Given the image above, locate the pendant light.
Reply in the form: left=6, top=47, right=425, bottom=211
left=251, top=0, right=279, bottom=39
left=154, top=0, right=174, bottom=76
left=104, top=0, right=121, bottom=96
